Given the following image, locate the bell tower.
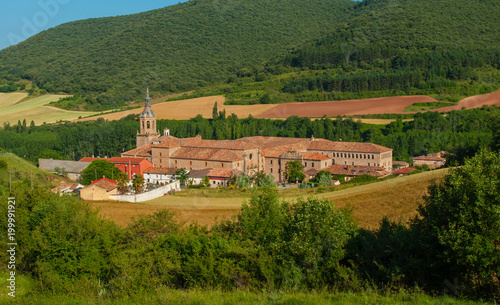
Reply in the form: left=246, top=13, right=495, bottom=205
left=136, top=87, right=160, bottom=147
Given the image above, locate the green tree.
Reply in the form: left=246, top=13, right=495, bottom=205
left=132, top=174, right=145, bottom=194
left=414, top=150, right=500, bottom=299
left=234, top=173, right=252, bottom=188
left=117, top=175, right=129, bottom=194
left=212, top=102, right=218, bottom=120
left=252, top=170, right=276, bottom=187
left=201, top=176, right=210, bottom=187
left=175, top=168, right=189, bottom=186
left=282, top=197, right=357, bottom=287
left=284, top=160, right=305, bottom=183
left=80, top=159, right=123, bottom=185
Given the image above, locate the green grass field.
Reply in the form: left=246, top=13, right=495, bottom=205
left=404, top=102, right=455, bottom=112
left=3, top=286, right=490, bottom=304
left=0, top=93, right=100, bottom=125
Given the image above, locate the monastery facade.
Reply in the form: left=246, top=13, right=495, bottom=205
left=122, top=90, right=393, bottom=183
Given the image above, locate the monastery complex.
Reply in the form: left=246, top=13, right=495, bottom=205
left=121, top=89, right=394, bottom=183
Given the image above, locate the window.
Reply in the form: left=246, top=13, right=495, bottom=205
left=147, top=121, right=150, bottom=129
left=205, top=162, right=208, bottom=166
left=175, top=160, right=177, bottom=165
left=368, top=163, right=370, bottom=166
left=160, top=152, right=162, bottom=157
left=312, top=163, right=314, bottom=168
left=356, top=154, right=358, bottom=158
left=305, top=162, right=308, bottom=167
left=249, top=154, right=253, bottom=160
left=190, top=161, right=192, bottom=165
left=221, top=163, right=224, bottom=168
left=213, top=181, right=216, bottom=184
left=348, top=154, right=351, bottom=158
left=352, top=162, right=354, bottom=165
left=372, top=155, right=375, bottom=159
left=270, top=168, right=273, bottom=173
left=271, top=160, right=273, bottom=165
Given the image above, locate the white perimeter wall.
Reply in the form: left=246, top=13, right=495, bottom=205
left=109, top=181, right=180, bottom=203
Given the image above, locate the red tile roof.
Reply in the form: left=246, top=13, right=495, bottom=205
left=151, top=135, right=181, bottom=148
left=308, top=140, right=392, bottom=153
left=261, top=142, right=309, bottom=158
left=302, top=152, right=330, bottom=161
left=90, top=178, right=117, bottom=191
left=413, top=155, right=445, bottom=161
left=208, top=168, right=239, bottom=178
left=122, top=143, right=154, bottom=157
left=109, top=157, right=151, bottom=164
left=392, top=167, right=416, bottom=175
left=324, top=165, right=389, bottom=177
left=180, top=138, right=258, bottom=150
left=171, top=147, right=243, bottom=162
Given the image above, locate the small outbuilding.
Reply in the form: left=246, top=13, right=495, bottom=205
left=79, top=177, right=118, bottom=201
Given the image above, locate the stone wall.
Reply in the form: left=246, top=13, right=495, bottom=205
left=109, top=180, right=180, bottom=203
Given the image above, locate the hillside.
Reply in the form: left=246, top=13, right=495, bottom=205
left=178, top=0, right=500, bottom=106
left=274, top=0, right=500, bottom=102
left=0, top=152, right=55, bottom=197
left=0, top=0, right=356, bottom=110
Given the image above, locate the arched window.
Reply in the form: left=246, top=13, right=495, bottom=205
left=147, top=121, right=151, bottom=129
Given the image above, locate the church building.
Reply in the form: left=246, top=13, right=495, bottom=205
left=122, top=89, right=393, bottom=183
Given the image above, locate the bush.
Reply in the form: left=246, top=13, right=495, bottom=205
left=414, top=150, right=500, bottom=299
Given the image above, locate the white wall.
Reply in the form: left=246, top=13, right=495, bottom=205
left=109, top=180, right=180, bottom=203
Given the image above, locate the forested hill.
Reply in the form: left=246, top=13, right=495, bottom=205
left=0, top=0, right=356, bottom=110
left=275, top=0, right=500, bottom=101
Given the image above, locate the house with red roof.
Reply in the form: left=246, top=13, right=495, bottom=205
left=80, top=157, right=153, bottom=179
left=79, top=177, right=118, bottom=201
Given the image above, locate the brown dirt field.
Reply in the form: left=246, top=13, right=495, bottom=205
left=78, top=96, right=276, bottom=122
left=256, top=95, right=437, bottom=118
left=436, top=89, right=500, bottom=112
left=257, top=89, right=500, bottom=118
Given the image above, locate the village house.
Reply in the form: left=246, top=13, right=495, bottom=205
left=413, top=151, right=447, bottom=169
left=39, top=159, right=91, bottom=181
left=121, top=89, right=394, bottom=183
left=80, top=156, right=153, bottom=179
left=79, top=177, right=118, bottom=201
left=143, top=167, right=176, bottom=184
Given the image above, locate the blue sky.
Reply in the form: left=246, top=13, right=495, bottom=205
left=0, top=0, right=188, bottom=50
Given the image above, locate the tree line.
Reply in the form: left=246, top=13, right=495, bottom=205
left=0, top=106, right=499, bottom=165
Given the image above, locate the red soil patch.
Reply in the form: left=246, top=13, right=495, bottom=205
left=257, top=89, right=500, bottom=118
left=256, top=95, right=437, bottom=118
left=436, top=89, right=500, bottom=112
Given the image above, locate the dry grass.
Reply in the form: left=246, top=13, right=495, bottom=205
left=0, top=93, right=98, bottom=125
left=315, top=169, right=449, bottom=229
left=355, top=118, right=413, bottom=125
left=78, top=96, right=277, bottom=121
left=91, top=169, right=448, bottom=230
